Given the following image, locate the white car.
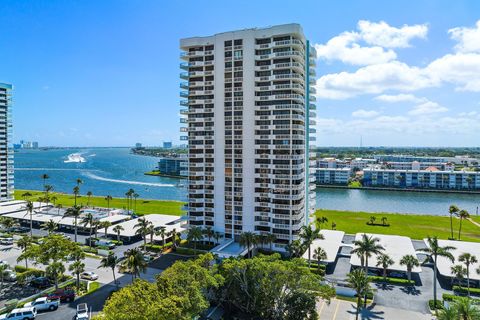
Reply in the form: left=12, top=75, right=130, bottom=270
left=0, top=307, right=37, bottom=320
left=80, top=271, right=98, bottom=281
left=0, top=238, right=13, bottom=245
left=24, top=297, right=59, bottom=312
left=75, top=303, right=89, bottom=320
left=3, top=269, right=16, bottom=282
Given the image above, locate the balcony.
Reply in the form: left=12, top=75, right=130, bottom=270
left=274, top=39, right=303, bottom=48
left=180, top=91, right=189, bottom=98
left=180, top=72, right=189, bottom=80
left=180, top=62, right=190, bottom=70
left=274, top=51, right=303, bottom=59
left=180, top=82, right=189, bottom=89
left=180, top=100, right=189, bottom=106
left=255, top=43, right=272, bottom=50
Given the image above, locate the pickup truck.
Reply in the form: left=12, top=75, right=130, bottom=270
left=46, top=288, right=76, bottom=302
left=25, top=297, right=59, bottom=312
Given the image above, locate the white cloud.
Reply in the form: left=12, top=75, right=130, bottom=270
left=459, top=111, right=478, bottom=117
left=314, top=20, right=427, bottom=66
left=408, top=101, right=448, bottom=116
left=358, top=20, right=428, bottom=48
left=352, top=109, right=380, bottom=118
left=449, top=20, right=480, bottom=53
left=426, top=53, right=480, bottom=92
left=374, top=94, right=424, bottom=103
left=315, top=32, right=396, bottom=66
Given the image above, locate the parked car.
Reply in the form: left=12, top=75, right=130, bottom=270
left=143, top=254, right=154, bottom=262
left=0, top=307, right=37, bottom=320
left=75, top=303, right=89, bottom=320
left=96, top=239, right=115, bottom=249
left=0, top=260, right=9, bottom=267
left=7, top=226, right=29, bottom=233
left=80, top=272, right=98, bottom=281
left=30, top=277, right=51, bottom=289
left=25, top=297, right=59, bottom=312
left=0, top=237, right=14, bottom=245
left=388, top=271, right=406, bottom=279
left=46, top=288, right=76, bottom=302
left=53, top=232, right=71, bottom=240
left=3, top=269, right=17, bottom=282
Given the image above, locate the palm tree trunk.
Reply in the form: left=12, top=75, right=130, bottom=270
left=30, top=214, right=33, bottom=237
left=74, top=217, right=78, bottom=242
left=467, top=266, right=470, bottom=297
left=112, top=268, right=118, bottom=289
left=458, top=219, right=463, bottom=240
left=308, top=247, right=311, bottom=267
left=450, top=213, right=454, bottom=239
left=77, top=273, right=80, bottom=289
left=407, top=270, right=411, bottom=282
left=433, top=255, right=438, bottom=311
left=356, top=295, right=360, bottom=320
left=25, top=258, right=28, bottom=269
left=144, top=236, right=147, bottom=251
left=89, top=227, right=93, bottom=248
left=364, top=257, right=369, bottom=308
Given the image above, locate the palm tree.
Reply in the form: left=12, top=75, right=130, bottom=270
left=369, top=216, right=376, bottom=225
left=454, top=296, right=480, bottom=320
left=315, top=216, right=328, bottom=230
left=69, top=261, right=85, bottom=289
left=113, top=225, right=124, bottom=242
left=134, top=217, right=152, bottom=251
left=418, top=236, right=455, bottom=311
left=265, top=233, right=276, bottom=251
left=400, top=254, right=420, bottom=282
left=0, top=217, right=16, bottom=230
left=46, top=261, right=66, bottom=290
left=146, top=225, right=155, bottom=246
left=41, top=173, right=49, bottom=190
left=436, top=305, right=458, bottom=320
left=65, top=205, right=82, bottom=242
left=73, top=186, right=80, bottom=206
left=119, top=248, right=147, bottom=283
left=86, top=191, right=93, bottom=206
left=451, top=265, right=467, bottom=288
left=81, top=213, right=95, bottom=246
left=0, top=263, right=8, bottom=289
left=286, top=239, right=304, bottom=258
left=50, top=195, right=58, bottom=206
left=376, top=253, right=394, bottom=282
left=101, top=221, right=112, bottom=238
left=55, top=204, right=63, bottom=215
left=300, top=225, right=323, bottom=267
left=41, top=219, right=58, bottom=234
left=157, top=227, right=167, bottom=248
left=203, top=226, right=214, bottom=245
left=347, top=269, right=371, bottom=320
left=44, top=184, right=53, bottom=197
left=125, top=189, right=135, bottom=213
left=99, top=253, right=119, bottom=289
left=458, top=253, right=477, bottom=296
left=313, top=246, right=327, bottom=269
left=352, top=233, right=384, bottom=306
left=16, top=236, right=32, bottom=268
left=213, top=231, right=222, bottom=246
left=458, top=210, right=470, bottom=240
left=239, top=231, right=257, bottom=258
left=92, top=220, right=101, bottom=239
left=133, top=193, right=139, bottom=213
left=381, top=216, right=388, bottom=226
left=187, top=226, right=204, bottom=255
left=448, top=205, right=459, bottom=240
left=76, top=178, right=83, bottom=187
left=105, top=195, right=113, bottom=210
left=21, top=191, right=32, bottom=201
left=24, top=200, right=35, bottom=237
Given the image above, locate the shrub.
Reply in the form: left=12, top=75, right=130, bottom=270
left=308, top=267, right=325, bottom=276
left=14, top=265, right=28, bottom=273
left=111, top=240, right=123, bottom=246
left=428, top=299, right=444, bottom=310
left=369, top=276, right=414, bottom=286
left=453, top=286, right=480, bottom=296
left=88, top=281, right=100, bottom=293
left=175, top=247, right=203, bottom=256
left=16, top=268, right=45, bottom=285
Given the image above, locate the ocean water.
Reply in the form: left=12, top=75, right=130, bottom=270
left=14, top=148, right=480, bottom=215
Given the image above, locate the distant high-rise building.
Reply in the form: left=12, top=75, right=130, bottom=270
left=0, top=83, right=14, bottom=201
left=32, top=142, right=39, bottom=149
left=135, top=142, right=142, bottom=148
left=163, top=141, right=173, bottom=149
left=180, top=24, right=317, bottom=251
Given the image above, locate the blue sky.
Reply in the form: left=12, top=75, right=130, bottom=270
left=1, top=0, right=479, bottom=147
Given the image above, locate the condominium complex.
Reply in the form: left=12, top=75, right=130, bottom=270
left=0, top=83, right=14, bottom=201
left=180, top=24, right=317, bottom=251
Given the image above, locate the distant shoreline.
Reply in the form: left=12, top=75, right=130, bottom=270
left=317, top=184, right=480, bottom=194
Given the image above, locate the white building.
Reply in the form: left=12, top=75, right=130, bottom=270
left=180, top=24, right=316, bottom=250
left=316, top=168, right=352, bottom=185
left=0, top=83, right=13, bottom=201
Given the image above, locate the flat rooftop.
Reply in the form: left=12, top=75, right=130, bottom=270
left=424, top=239, right=480, bottom=281
left=303, top=230, right=345, bottom=263
left=105, top=214, right=183, bottom=238
left=350, top=233, right=422, bottom=273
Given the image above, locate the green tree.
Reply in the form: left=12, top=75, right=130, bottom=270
left=133, top=193, right=139, bottom=213
left=55, top=203, right=63, bottom=215
left=101, top=221, right=112, bottom=238
left=0, top=263, right=8, bottom=289
left=213, top=231, right=222, bottom=246
left=105, top=195, right=113, bottom=210
left=73, top=186, right=80, bottom=206
left=448, top=205, right=459, bottom=240
left=314, top=216, right=328, bottom=230
left=286, top=239, right=304, bottom=258
left=99, top=253, right=119, bottom=289
left=16, top=236, right=32, bottom=268
left=187, top=226, right=203, bottom=255
left=239, top=231, right=257, bottom=258
left=458, top=209, right=470, bottom=240
left=418, top=236, right=455, bottom=311
left=86, top=191, right=93, bottom=206
left=347, top=269, right=371, bottom=320
left=134, top=217, right=153, bottom=251
left=300, top=225, right=323, bottom=267
left=21, top=191, right=32, bottom=200
left=265, top=233, right=276, bottom=251
left=65, top=205, right=82, bottom=242
left=451, top=264, right=467, bottom=288
left=69, top=260, right=85, bottom=289
left=436, top=304, right=457, bottom=320
left=399, top=254, right=420, bottom=282
left=46, top=261, right=66, bottom=289
left=113, top=225, right=124, bottom=242
left=453, top=296, right=480, bottom=319
left=157, top=226, right=167, bottom=248
left=50, top=195, right=58, bottom=206
left=81, top=213, right=95, bottom=247
left=41, top=173, right=49, bottom=191
left=24, top=200, right=35, bottom=237
left=203, top=226, right=214, bottom=245
left=41, top=219, right=58, bottom=234
left=313, top=246, right=327, bottom=270
left=458, top=253, right=477, bottom=296
left=351, top=233, right=384, bottom=306
left=119, top=248, right=147, bottom=283
left=376, top=253, right=394, bottom=282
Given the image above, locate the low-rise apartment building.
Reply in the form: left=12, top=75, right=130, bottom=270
left=316, top=168, right=352, bottom=185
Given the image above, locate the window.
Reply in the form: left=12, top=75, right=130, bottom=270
left=234, top=50, right=243, bottom=59
left=224, top=40, right=232, bottom=46
left=234, top=39, right=243, bottom=45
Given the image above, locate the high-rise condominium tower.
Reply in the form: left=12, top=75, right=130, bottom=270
left=0, top=83, right=14, bottom=201
left=180, top=24, right=316, bottom=251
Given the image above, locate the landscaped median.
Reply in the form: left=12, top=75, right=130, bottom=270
left=315, top=209, right=480, bottom=242
left=369, top=275, right=415, bottom=286
left=15, top=189, right=186, bottom=216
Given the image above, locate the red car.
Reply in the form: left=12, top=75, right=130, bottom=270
left=46, top=288, right=76, bottom=302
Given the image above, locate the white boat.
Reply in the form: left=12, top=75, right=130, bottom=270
left=64, top=153, right=86, bottom=163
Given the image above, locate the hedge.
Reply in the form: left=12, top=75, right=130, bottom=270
left=442, top=293, right=480, bottom=303
left=174, top=247, right=207, bottom=256
left=16, top=268, right=45, bottom=284
left=429, top=299, right=444, bottom=310
left=308, top=267, right=325, bottom=276
left=369, top=276, right=414, bottom=286
left=146, top=242, right=172, bottom=253
left=453, top=286, right=480, bottom=296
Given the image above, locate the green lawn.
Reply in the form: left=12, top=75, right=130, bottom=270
left=15, top=189, right=185, bottom=216
left=315, top=209, right=480, bottom=243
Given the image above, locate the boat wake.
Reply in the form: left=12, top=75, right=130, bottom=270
left=64, top=153, right=86, bottom=163
left=83, top=172, right=175, bottom=187
left=14, top=168, right=97, bottom=171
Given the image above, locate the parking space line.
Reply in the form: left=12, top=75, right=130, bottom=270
left=332, top=299, right=340, bottom=320
left=318, top=300, right=325, bottom=317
